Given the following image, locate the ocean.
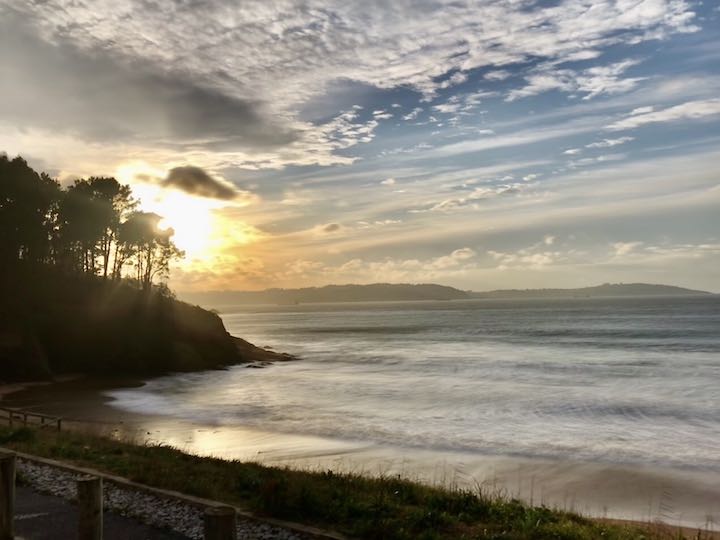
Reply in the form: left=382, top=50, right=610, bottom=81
left=106, top=295, right=720, bottom=472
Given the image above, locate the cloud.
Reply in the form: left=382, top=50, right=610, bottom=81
left=506, top=60, right=644, bottom=101
left=432, top=91, right=496, bottom=115
left=39, top=0, right=696, bottom=106
left=276, top=248, right=479, bottom=284
left=162, top=166, right=239, bottom=200
left=13, top=0, right=696, bottom=109
left=381, top=178, right=396, bottom=186
left=586, top=136, right=634, bottom=148
left=3, top=0, right=703, bottom=173
left=609, top=241, right=720, bottom=261
left=612, top=241, right=644, bottom=256
left=484, top=70, right=512, bottom=81
left=322, top=223, right=342, bottom=233
left=403, top=107, right=423, bottom=121
left=488, top=248, right=562, bottom=270
left=606, top=99, right=720, bottom=130
left=0, top=10, right=295, bottom=148
left=410, top=182, right=530, bottom=213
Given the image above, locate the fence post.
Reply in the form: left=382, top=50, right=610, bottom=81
left=0, top=450, right=15, bottom=540
left=57, top=418, right=62, bottom=432
left=203, top=506, right=237, bottom=540
left=77, top=476, right=103, bottom=540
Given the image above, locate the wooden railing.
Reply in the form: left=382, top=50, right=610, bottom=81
left=0, top=407, right=62, bottom=431
left=0, top=450, right=239, bottom=540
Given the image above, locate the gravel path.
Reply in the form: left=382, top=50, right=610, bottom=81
left=17, top=459, right=310, bottom=540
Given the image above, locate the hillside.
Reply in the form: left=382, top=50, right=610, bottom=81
left=181, top=282, right=712, bottom=306
left=181, top=283, right=469, bottom=306
left=0, top=266, right=286, bottom=382
left=470, top=283, right=712, bottom=299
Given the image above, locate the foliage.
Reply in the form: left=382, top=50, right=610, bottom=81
left=0, top=153, right=239, bottom=380
left=0, top=153, right=179, bottom=287
left=1, top=426, right=705, bottom=540
left=0, top=268, right=240, bottom=378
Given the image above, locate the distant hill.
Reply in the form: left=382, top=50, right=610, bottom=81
left=181, top=283, right=468, bottom=306
left=180, top=282, right=712, bottom=307
left=469, top=283, right=712, bottom=299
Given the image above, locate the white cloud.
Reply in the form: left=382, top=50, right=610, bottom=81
left=564, top=148, right=582, bottom=155
left=276, top=248, right=478, bottom=283
left=610, top=241, right=720, bottom=261
left=410, top=182, right=530, bottom=213
left=612, top=241, right=644, bottom=256
left=373, top=110, right=394, bottom=120
left=403, top=107, right=423, bottom=121
left=433, top=91, right=497, bottom=117
left=381, top=178, right=396, bottom=186
left=507, top=59, right=644, bottom=101
left=16, top=0, right=697, bottom=108
left=606, top=98, right=720, bottom=130
left=488, top=247, right=563, bottom=270
left=4, top=0, right=702, bottom=174
left=484, top=70, right=512, bottom=81
left=586, top=136, right=634, bottom=148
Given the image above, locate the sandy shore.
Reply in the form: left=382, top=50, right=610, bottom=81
left=2, top=376, right=719, bottom=532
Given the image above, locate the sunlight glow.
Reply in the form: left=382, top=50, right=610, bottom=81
left=116, top=162, right=256, bottom=266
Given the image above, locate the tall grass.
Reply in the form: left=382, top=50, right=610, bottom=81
left=0, top=426, right=715, bottom=539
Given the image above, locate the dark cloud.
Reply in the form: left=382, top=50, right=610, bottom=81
left=322, top=223, right=341, bottom=233
left=0, top=8, right=296, bottom=148
left=163, top=166, right=237, bottom=200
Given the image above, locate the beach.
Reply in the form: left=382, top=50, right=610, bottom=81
left=3, top=375, right=719, bottom=531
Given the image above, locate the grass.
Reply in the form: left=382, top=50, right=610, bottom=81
left=0, top=426, right=714, bottom=539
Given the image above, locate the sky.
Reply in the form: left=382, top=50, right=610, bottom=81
left=1, top=0, right=719, bottom=293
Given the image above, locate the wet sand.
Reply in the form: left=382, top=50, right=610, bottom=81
left=3, top=377, right=719, bottom=531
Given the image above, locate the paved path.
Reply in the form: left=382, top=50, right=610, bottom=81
left=14, top=485, right=191, bottom=540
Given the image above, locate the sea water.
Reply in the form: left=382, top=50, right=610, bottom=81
left=106, top=296, right=720, bottom=472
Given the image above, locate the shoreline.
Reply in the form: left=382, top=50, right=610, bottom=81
left=2, top=376, right=719, bottom=531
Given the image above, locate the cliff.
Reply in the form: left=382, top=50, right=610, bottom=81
left=0, top=266, right=284, bottom=382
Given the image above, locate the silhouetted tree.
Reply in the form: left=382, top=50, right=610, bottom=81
left=57, top=177, right=136, bottom=276
left=85, top=177, right=136, bottom=278
left=119, top=211, right=184, bottom=290
left=1, top=153, right=183, bottom=290
left=0, top=154, right=60, bottom=268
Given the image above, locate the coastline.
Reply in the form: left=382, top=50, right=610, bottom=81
left=3, top=376, right=719, bottom=531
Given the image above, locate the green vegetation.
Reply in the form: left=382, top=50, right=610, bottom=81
left=1, top=426, right=708, bottom=540
left=0, top=154, right=249, bottom=381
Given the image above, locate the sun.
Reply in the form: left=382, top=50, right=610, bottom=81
left=115, top=164, right=222, bottom=261
left=115, top=162, right=260, bottom=273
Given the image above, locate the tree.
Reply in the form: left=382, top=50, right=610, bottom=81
left=1, top=154, right=184, bottom=292
left=0, top=154, right=60, bottom=268
left=119, top=212, right=184, bottom=291
left=84, top=177, right=135, bottom=279
left=56, top=176, right=135, bottom=276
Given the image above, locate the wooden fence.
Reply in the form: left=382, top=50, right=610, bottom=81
left=0, top=407, right=62, bottom=431
left=0, top=450, right=239, bottom=540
